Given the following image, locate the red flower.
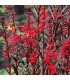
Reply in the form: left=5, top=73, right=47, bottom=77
left=67, top=38, right=70, bottom=43
left=47, top=52, right=53, bottom=57
left=56, top=13, right=63, bottom=19
left=61, top=52, right=68, bottom=56
left=40, top=8, right=45, bottom=14
left=61, top=43, right=70, bottom=54
left=64, top=19, right=69, bottom=24
left=40, top=20, right=44, bottom=25
left=3, top=48, right=8, bottom=60
left=22, top=52, right=27, bottom=57
left=34, top=48, right=39, bottom=55
left=6, top=64, right=9, bottom=68
left=32, top=40, right=38, bottom=47
left=45, top=23, right=50, bottom=28
left=23, top=36, right=29, bottom=47
left=62, top=26, right=68, bottom=34
left=43, top=58, right=51, bottom=63
left=26, top=29, right=36, bottom=37
left=18, top=25, right=25, bottom=32
left=66, top=67, right=70, bottom=72
left=40, top=15, right=44, bottom=21
left=38, top=23, right=44, bottom=31
left=50, top=68, right=56, bottom=74
left=47, top=63, right=56, bottom=74
left=29, top=55, right=36, bottom=63
left=45, top=12, right=49, bottom=17
left=48, top=64, right=55, bottom=69
left=10, top=47, right=15, bottom=51
left=13, top=35, right=21, bottom=43
left=54, top=53, right=59, bottom=60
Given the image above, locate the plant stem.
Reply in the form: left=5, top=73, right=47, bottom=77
left=42, top=6, right=45, bottom=75
left=12, top=14, right=18, bottom=75
left=2, top=23, right=11, bottom=74
left=37, top=6, right=40, bottom=74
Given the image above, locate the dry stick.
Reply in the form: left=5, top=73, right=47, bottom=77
left=2, top=23, right=11, bottom=74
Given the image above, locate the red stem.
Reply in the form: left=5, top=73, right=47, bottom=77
left=2, top=23, right=11, bottom=74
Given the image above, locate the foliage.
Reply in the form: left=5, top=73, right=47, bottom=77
left=0, top=69, right=8, bottom=75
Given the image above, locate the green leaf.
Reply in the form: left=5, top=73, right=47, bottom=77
left=0, top=69, right=8, bottom=75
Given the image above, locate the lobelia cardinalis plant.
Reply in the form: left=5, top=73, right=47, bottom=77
left=0, top=5, right=70, bottom=75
